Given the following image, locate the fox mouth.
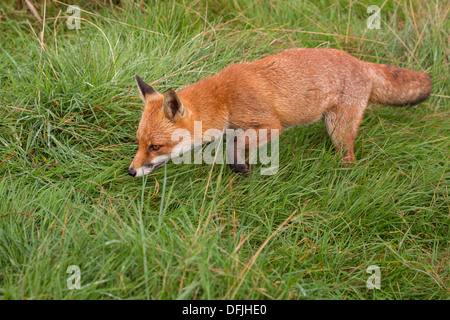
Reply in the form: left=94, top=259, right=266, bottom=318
left=129, top=160, right=167, bottom=177
left=149, top=161, right=166, bottom=172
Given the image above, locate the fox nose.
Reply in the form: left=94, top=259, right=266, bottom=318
left=128, top=168, right=136, bottom=177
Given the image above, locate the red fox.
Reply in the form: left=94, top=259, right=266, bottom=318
left=128, top=48, right=431, bottom=177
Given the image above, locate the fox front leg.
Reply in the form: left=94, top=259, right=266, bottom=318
left=225, top=122, right=281, bottom=174
left=226, top=134, right=250, bottom=174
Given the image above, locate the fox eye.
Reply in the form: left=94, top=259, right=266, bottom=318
left=149, top=145, right=162, bottom=151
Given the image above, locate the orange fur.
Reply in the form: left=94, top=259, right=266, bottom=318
left=129, top=48, right=431, bottom=176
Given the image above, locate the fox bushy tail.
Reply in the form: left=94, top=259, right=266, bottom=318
left=368, top=63, right=432, bottom=106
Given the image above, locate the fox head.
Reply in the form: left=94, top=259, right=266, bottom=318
left=128, top=75, right=194, bottom=177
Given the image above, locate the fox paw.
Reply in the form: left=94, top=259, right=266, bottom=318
left=229, top=163, right=250, bottom=174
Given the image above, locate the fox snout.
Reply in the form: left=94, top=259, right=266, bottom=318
left=128, top=158, right=168, bottom=177
left=127, top=163, right=158, bottom=178
left=128, top=167, right=137, bottom=177
left=128, top=165, right=151, bottom=178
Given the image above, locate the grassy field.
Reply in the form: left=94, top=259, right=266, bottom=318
left=0, top=0, right=448, bottom=299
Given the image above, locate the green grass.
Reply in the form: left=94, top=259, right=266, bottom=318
left=0, top=0, right=448, bottom=299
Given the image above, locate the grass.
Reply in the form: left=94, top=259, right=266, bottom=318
left=0, top=0, right=448, bottom=299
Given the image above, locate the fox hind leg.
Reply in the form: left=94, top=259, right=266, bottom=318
left=324, top=103, right=366, bottom=163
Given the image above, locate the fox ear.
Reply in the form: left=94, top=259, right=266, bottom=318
left=135, top=75, right=159, bottom=103
left=163, top=89, right=185, bottom=122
